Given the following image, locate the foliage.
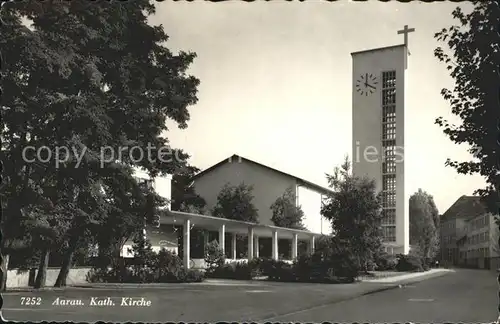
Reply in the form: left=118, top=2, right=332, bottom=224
left=434, top=1, right=500, bottom=213
left=212, top=183, right=259, bottom=223
left=395, top=254, right=423, bottom=272
left=321, top=157, right=383, bottom=271
left=86, top=240, right=204, bottom=283
left=0, top=0, right=199, bottom=289
left=207, top=239, right=359, bottom=284
left=409, top=189, right=440, bottom=262
left=171, top=165, right=207, bottom=212
left=374, top=251, right=398, bottom=271
left=270, top=187, right=305, bottom=229
left=184, top=269, right=205, bottom=282
left=208, top=261, right=260, bottom=280
left=204, top=240, right=225, bottom=275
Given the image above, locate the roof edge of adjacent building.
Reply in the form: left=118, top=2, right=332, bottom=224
left=441, top=195, right=490, bottom=222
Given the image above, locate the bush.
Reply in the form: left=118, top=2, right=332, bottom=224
left=375, top=252, right=398, bottom=271
left=86, top=267, right=113, bottom=283
left=260, top=259, right=291, bottom=280
left=156, top=249, right=185, bottom=282
left=262, top=260, right=295, bottom=282
left=293, top=254, right=313, bottom=281
left=204, top=241, right=225, bottom=275
left=86, top=240, right=206, bottom=283
left=185, top=269, right=205, bottom=282
left=208, top=261, right=261, bottom=280
left=395, top=254, right=423, bottom=272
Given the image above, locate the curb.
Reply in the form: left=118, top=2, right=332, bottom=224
left=3, top=287, right=68, bottom=292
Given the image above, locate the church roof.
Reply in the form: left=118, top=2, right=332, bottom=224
left=191, top=154, right=335, bottom=196
left=351, top=44, right=406, bottom=56
left=441, top=195, right=489, bottom=222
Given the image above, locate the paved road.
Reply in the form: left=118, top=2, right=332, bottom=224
left=1, top=269, right=496, bottom=322
left=269, top=268, right=499, bottom=323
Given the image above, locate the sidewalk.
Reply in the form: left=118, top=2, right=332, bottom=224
left=361, top=268, right=453, bottom=283
left=4, top=269, right=452, bottom=292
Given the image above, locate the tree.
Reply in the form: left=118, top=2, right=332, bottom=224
left=434, top=1, right=500, bottom=214
left=0, top=0, right=199, bottom=289
left=409, top=189, right=440, bottom=263
left=212, top=183, right=259, bottom=223
left=321, top=157, right=383, bottom=272
left=171, top=165, right=206, bottom=213
left=270, top=187, right=305, bottom=229
left=211, top=183, right=259, bottom=257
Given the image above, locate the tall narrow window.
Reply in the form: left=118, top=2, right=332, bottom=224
left=381, top=70, right=397, bottom=243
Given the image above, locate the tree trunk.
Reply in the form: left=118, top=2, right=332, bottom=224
left=0, top=254, right=10, bottom=291
left=34, top=249, right=50, bottom=289
left=54, top=235, right=81, bottom=287
left=54, top=249, right=75, bottom=287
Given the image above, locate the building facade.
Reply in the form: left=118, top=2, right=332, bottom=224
left=440, top=216, right=467, bottom=265
left=351, top=44, right=409, bottom=254
left=122, top=164, right=324, bottom=266
left=439, top=195, right=499, bottom=270
left=190, top=154, right=331, bottom=234
left=457, top=213, right=499, bottom=269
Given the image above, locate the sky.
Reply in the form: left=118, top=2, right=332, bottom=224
left=149, top=1, right=486, bottom=214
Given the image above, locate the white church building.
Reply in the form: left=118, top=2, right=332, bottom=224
left=190, top=154, right=332, bottom=234
left=122, top=156, right=329, bottom=268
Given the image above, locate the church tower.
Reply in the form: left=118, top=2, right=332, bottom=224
left=351, top=26, right=414, bottom=255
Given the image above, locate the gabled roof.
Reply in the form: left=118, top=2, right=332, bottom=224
left=441, top=195, right=489, bottom=222
left=191, top=154, right=335, bottom=196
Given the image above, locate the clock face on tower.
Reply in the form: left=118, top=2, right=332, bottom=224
left=355, top=73, right=378, bottom=96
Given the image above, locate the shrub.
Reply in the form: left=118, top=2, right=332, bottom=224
left=261, top=259, right=291, bottom=280
left=208, top=261, right=260, bottom=280
left=157, top=249, right=185, bottom=282
left=204, top=241, right=225, bottom=275
left=395, top=254, right=423, bottom=272
left=185, top=269, right=205, bottom=282
left=293, top=254, right=313, bottom=281
left=254, top=258, right=277, bottom=277
left=261, top=240, right=359, bottom=284
left=247, top=258, right=264, bottom=277
left=86, top=244, right=205, bottom=283
left=375, top=252, right=398, bottom=271
left=267, top=261, right=295, bottom=282
left=86, top=267, right=112, bottom=283
left=209, top=263, right=234, bottom=279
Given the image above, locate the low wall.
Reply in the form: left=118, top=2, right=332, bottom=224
left=6, top=267, right=92, bottom=288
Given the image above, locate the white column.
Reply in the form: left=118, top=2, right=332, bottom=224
left=219, top=224, right=225, bottom=256
left=183, top=219, right=191, bottom=269
left=292, top=233, right=298, bottom=260
left=232, top=233, right=237, bottom=260
left=231, top=233, right=237, bottom=260
left=248, top=227, right=254, bottom=261
left=272, top=230, right=279, bottom=260
left=254, top=236, right=259, bottom=258
left=309, top=235, right=315, bottom=254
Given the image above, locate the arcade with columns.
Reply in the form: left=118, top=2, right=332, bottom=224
left=129, top=171, right=324, bottom=270
left=160, top=210, right=321, bottom=270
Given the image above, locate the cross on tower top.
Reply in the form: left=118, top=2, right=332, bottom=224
left=397, top=25, right=415, bottom=55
